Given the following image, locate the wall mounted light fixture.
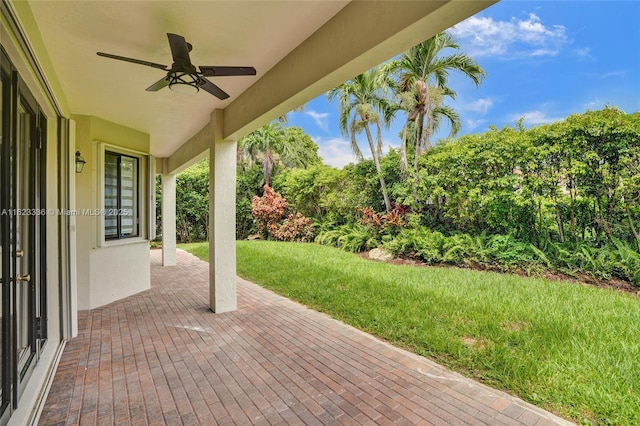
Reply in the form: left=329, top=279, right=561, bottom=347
left=75, top=150, right=86, bottom=173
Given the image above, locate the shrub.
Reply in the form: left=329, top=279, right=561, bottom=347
left=274, top=213, right=314, bottom=242
left=251, top=184, right=314, bottom=242
left=383, top=227, right=446, bottom=262
left=358, top=204, right=410, bottom=238
left=251, top=185, right=287, bottom=238
left=316, top=223, right=375, bottom=252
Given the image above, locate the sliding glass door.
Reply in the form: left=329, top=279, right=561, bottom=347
left=0, top=51, right=7, bottom=423
left=0, top=46, right=47, bottom=423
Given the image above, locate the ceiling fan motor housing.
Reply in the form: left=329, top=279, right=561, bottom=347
left=96, top=33, right=256, bottom=100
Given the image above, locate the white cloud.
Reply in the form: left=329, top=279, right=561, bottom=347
left=314, top=137, right=357, bottom=168
left=461, top=97, right=495, bottom=114
left=450, top=13, right=568, bottom=59
left=601, top=70, right=627, bottom=79
left=304, top=110, right=330, bottom=131
left=313, top=135, right=400, bottom=168
left=572, top=47, right=594, bottom=60
left=466, top=119, right=487, bottom=131
left=508, top=110, right=562, bottom=126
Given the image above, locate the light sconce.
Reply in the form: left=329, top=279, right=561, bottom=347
left=168, top=72, right=201, bottom=94
left=75, top=150, right=86, bottom=173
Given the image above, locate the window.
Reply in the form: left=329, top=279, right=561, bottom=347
left=98, top=142, right=149, bottom=245
left=104, top=151, right=139, bottom=240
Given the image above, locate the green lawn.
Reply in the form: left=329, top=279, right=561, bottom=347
left=180, top=240, right=640, bottom=425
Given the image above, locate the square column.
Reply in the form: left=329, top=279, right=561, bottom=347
left=161, top=173, right=177, bottom=266
left=209, top=109, right=237, bottom=312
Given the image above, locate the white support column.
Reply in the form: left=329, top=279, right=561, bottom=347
left=209, top=109, right=237, bottom=313
left=161, top=173, right=177, bottom=266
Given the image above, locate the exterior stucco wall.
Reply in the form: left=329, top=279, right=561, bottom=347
left=72, top=114, right=151, bottom=310
left=89, top=241, right=150, bottom=308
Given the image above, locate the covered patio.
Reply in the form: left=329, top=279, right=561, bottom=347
left=38, top=250, right=571, bottom=425
left=4, top=1, right=573, bottom=423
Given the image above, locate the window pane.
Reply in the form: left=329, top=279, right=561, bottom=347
left=120, top=156, right=137, bottom=237
left=104, top=152, right=118, bottom=239
left=104, top=151, right=139, bottom=240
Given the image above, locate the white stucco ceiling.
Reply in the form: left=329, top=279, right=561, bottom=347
left=27, top=1, right=349, bottom=157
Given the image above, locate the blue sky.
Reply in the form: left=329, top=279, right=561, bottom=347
left=286, top=1, right=640, bottom=168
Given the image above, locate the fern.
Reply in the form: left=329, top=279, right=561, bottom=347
left=529, top=244, right=552, bottom=268
left=315, top=223, right=372, bottom=252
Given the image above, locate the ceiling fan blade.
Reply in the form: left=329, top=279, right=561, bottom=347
left=167, top=33, right=192, bottom=66
left=97, top=52, right=167, bottom=70
left=199, top=66, right=257, bottom=77
left=145, top=76, right=169, bottom=92
left=199, top=78, right=229, bottom=100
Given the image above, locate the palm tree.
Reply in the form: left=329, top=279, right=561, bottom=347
left=238, top=122, right=285, bottom=187
left=238, top=122, right=321, bottom=186
left=386, top=31, right=485, bottom=173
left=327, top=67, right=394, bottom=212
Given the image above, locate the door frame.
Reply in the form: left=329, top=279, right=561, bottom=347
left=0, top=45, right=48, bottom=423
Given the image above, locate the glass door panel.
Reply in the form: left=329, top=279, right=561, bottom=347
left=15, top=102, right=32, bottom=378
left=0, top=58, right=10, bottom=421
left=0, top=70, right=5, bottom=415
left=0, top=46, right=47, bottom=423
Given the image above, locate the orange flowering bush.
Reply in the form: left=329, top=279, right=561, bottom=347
left=251, top=185, right=313, bottom=241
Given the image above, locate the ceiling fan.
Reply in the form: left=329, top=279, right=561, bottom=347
left=97, top=33, right=256, bottom=99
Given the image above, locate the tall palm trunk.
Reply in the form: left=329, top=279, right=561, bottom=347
left=399, top=123, right=409, bottom=175
left=362, top=117, right=391, bottom=212
left=263, top=147, right=274, bottom=187
left=414, top=109, right=425, bottom=172
left=423, top=86, right=434, bottom=152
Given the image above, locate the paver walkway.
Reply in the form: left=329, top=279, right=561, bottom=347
left=39, top=249, right=573, bottom=425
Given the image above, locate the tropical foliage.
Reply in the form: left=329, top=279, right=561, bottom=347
left=308, top=107, right=640, bottom=286
left=250, top=185, right=314, bottom=242
left=238, top=123, right=322, bottom=187
left=169, top=28, right=638, bottom=426
left=328, top=66, right=395, bottom=211
left=175, top=160, right=209, bottom=243
left=167, top=29, right=640, bottom=289
left=384, top=32, right=485, bottom=173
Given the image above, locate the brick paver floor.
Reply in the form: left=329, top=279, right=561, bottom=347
left=39, top=249, right=574, bottom=425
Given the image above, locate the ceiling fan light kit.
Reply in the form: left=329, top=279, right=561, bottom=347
left=168, top=72, right=200, bottom=94
left=97, top=33, right=256, bottom=100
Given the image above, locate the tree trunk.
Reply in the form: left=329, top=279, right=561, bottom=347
left=596, top=198, right=613, bottom=240
left=399, top=122, right=409, bottom=176
left=263, top=148, right=274, bottom=187
left=537, top=198, right=543, bottom=242
left=569, top=183, right=577, bottom=243
left=555, top=205, right=565, bottom=243
left=414, top=110, right=425, bottom=173
left=625, top=204, right=640, bottom=249
left=363, top=121, right=392, bottom=212
left=423, top=86, right=433, bottom=152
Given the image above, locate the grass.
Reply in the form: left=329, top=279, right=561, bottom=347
left=179, top=242, right=209, bottom=260
left=180, top=240, right=640, bottom=425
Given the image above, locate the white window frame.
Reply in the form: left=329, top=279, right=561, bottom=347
left=96, top=141, right=149, bottom=247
